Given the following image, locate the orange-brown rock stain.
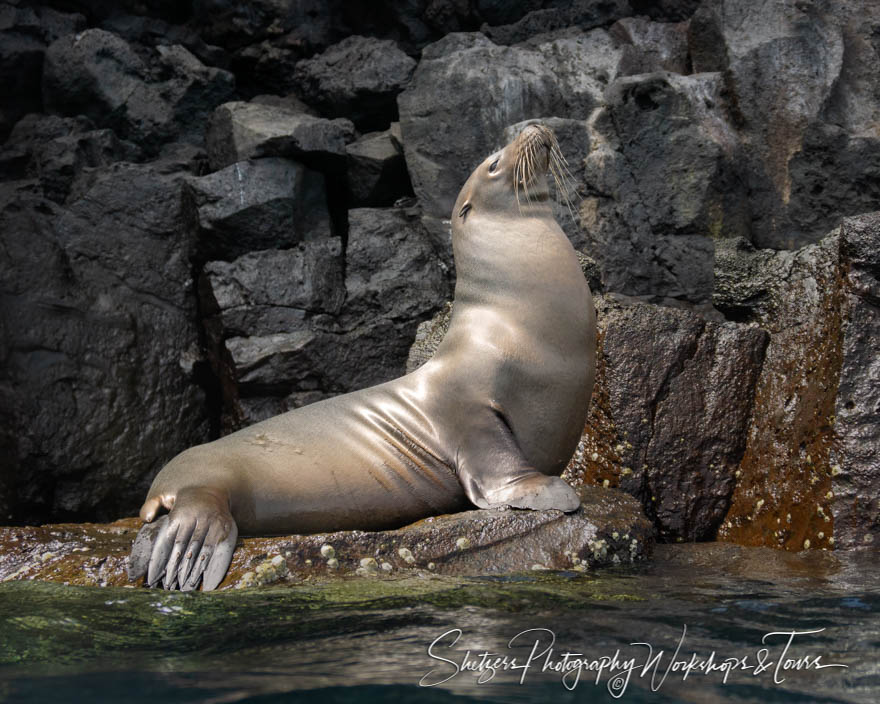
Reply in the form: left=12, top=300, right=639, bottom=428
left=563, top=327, right=624, bottom=489
left=718, top=262, right=844, bottom=551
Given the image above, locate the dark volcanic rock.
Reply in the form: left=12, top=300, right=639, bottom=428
left=597, top=297, right=768, bottom=542
left=185, top=157, right=332, bottom=261
left=201, top=205, right=450, bottom=428
left=205, top=101, right=355, bottom=172
left=831, top=213, right=880, bottom=549
left=583, top=71, right=746, bottom=303
left=0, top=162, right=210, bottom=525
left=203, top=241, right=345, bottom=335
left=100, top=13, right=228, bottom=69
left=293, top=35, right=416, bottom=131
left=345, top=128, right=413, bottom=207
left=687, top=0, right=880, bottom=249
left=1, top=114, right=141, bottom=203
left=610, top=17, right=690, bottom=76
left=0, top=485, right=653, bottom=588
left=341, top=206, right=450, bottom=327
left=0, top=4, right=85, bottom=139
left=42, top=29, right=235, bottom=154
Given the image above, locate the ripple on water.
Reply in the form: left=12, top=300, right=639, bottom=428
left=0, top=543, right=878, bottom=703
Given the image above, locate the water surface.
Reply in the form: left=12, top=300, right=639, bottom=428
left=1, top=543, right=877, bottom=703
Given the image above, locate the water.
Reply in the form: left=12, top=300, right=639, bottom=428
left=0, top=543, right=877, bottom=703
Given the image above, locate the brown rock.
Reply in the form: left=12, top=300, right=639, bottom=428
left=0, top=486, right=653, bottom=589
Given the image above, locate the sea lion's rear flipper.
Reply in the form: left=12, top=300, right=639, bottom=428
left=127, top=487, right=238, bottom=591
left=455, top=409, right=581, bottom=513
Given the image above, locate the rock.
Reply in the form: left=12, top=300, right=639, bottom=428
left=717, top=233, right=842, bottom=551
left=0, top=485, right=653, bottom=588
left=100, top=13, right=228, bottom=69
left=205, top=101, right=355, bottom=172
left=190, top=0, right=346, bottom=49
left=610, top=17, right=690, bottom=76
left=481, top=0, right=632, bottom=45
left=689, top=0, right=846, bottom=249
left=201, top=205, right=450, bottom=428
left=346, top=128, right=413, bottom=207
left=407, top=302, right=453, bottom=373
left=42, top=29, right=235, bottom=154
left=185, top=157, right=332, bottom=261
left=831, top=213, right=880, bottom=549
left=0, top=162, right=210, bottom=525
left=341, top=206, right=450, bottom=327
left=203, top=241, right=346, bottom=335
left=582, top=71, right=745, bottom=303
left=293, top=35, right=417, bottom=131
left=1, top=114, right=141, bottom=203
left=398, top=30, right=621, bottom=222
left=0, top=4, right=85, bottom=139
left=594, top=296, right=768, bottom=542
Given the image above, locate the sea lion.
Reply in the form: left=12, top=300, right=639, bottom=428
left=128, top=124, right=597, bottom=591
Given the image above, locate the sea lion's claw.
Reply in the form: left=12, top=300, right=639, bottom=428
left=128, top=516, right=167, bottom=582
left=184, top=542, right=215, bottom=591
left=162, top=519, right=196, bottom=590
left=147, top=516, right=178, bottom=587
left=200, top=522, right=238, bottom=591
left=177, top=522, right=209, bottom=589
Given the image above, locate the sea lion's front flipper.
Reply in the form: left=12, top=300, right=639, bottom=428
left=456, top=409, right=581, bottom=513
left=128, top=486, right=238, bottom=591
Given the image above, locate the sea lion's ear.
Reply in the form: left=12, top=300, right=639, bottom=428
left=458, top=202, right=472, bottom=221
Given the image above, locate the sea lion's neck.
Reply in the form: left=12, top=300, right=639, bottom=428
left=451, top=207, right=575, bottom=306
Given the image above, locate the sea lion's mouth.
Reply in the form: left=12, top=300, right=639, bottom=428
left=512, top=124, right=570, bottom=210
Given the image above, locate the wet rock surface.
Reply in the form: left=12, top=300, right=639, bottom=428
left=0, top=485, right=653, bottom=589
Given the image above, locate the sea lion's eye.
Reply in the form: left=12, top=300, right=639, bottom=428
left=488, top=158, right=500, bottom=173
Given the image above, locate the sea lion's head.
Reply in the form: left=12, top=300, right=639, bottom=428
left=453, top=124, right=568, bottom=225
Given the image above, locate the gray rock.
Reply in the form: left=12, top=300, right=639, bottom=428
left=831, top=212, right=880, bottom=549
left=293, top=35, right=417, bottom=130
left=203, top=241, right=345, bottom=333
left=0, top=4, right=85, bottom=139
left=689, top=0, right=847, bottom=248
left=610, top=17, right=690, bottom=76
left=597, top=297, right=768, bottom=541
left=185, top=157, right=332, bottom=261
left=346, top=128, right=412, bottom=207
left=201, top=205, right=449, bottom=428
left=205, top=100, right=355, bottom=172
left=42, top=29, right=235, bottom=153
left=583, top=71, right=746, bottom=303
left=100, top=13, right=228, bottom=69
left=341, top=206, right=451, bottom=327
left=481, top=0, right=632, bottom=45
left=1, top=114, right=141, bottom=203
left=0, top=163, right=210, bottom=524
